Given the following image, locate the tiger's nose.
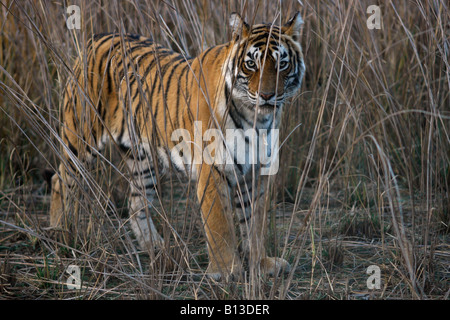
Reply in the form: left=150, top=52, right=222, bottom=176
left=259, top=92, right=275, bottom=101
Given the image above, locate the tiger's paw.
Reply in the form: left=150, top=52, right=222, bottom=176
left=136, top=232, right=165, bottom=251
left=205, top=261, right=243, bottom=281
left=260, top=257, right=291, bottom=277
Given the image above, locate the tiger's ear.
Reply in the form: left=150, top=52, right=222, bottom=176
left=230, top=12, right=250, bottom=39
left=283, top=12, right=304, bottom=42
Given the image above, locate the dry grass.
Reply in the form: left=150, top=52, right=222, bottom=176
left=0, top=0, right=449, bottom=300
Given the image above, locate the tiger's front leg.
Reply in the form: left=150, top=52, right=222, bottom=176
left=236, top=176, right=291, bottom=277
left=196, top=164, right=242, bottom=280
left=126, top=157, right=164, bottom=250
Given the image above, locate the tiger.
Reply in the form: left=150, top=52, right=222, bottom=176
left=50, top=12, right=305, bottom=279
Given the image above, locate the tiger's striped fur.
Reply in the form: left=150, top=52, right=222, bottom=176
left=50, top=12, right=305, bottom=278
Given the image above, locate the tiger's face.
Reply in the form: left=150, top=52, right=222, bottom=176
left=227, top=12, right=305, bottom=115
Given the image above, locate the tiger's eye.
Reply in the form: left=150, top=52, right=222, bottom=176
left=245, top=60, right=256, bottom=70
left=278, top=60, right=288, bottom=70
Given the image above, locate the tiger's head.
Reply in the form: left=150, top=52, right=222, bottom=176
left=225, top=12, right=305, bottom=116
